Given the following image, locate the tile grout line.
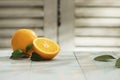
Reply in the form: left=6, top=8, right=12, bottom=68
left=73, top=52, right=87, bottom=80
left=29, top=59, right=32, bottom=78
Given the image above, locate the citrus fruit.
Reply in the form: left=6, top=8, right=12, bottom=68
left=11, top=29, right=37, bottom=56
left=33, top=38, right=60, bottom=59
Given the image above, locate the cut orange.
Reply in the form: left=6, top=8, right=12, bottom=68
left=11, top=29, right=37, bottom=56
left=33, top=38, right=60, bottom=59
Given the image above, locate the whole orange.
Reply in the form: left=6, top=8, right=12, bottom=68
left=11, top=29, right=37, bottom=56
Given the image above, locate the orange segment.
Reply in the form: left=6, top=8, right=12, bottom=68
left=33, top=38, right=60, bottom=59
left=11, top=29, right=37, bottom=56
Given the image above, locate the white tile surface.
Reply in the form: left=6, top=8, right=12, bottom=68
left=0, top=50, right=85, bottom=80
left=0, top=49, right=31, bottom=80
left=75, top=52, right=120, bottom=80
left=2, top=50, right=120, bottom=80
left=29, top=53, right=85, bottom=80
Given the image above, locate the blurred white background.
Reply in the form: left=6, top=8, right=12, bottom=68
left=1, top=0, right=120, bottom=52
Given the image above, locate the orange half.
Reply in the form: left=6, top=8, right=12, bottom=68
left=33, top=38, right=60, bottom=59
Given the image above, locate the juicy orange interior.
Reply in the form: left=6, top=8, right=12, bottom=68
left=35, top=39, right=58, bottom=52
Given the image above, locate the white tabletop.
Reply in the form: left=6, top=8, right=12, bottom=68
left=0, top=50, right=120, bottom=80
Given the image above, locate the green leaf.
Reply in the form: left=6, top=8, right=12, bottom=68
left=26, top=44, right=33, bottom=52
left=115, top=58, right=120, bottom=68
left=10, top=49, right=24, bottom=59
left=94, top=55, right=115, bottom=61
left=31, top=52, right=43, bottom=61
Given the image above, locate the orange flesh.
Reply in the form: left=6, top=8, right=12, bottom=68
left=35, top=39, right=58, bottom=53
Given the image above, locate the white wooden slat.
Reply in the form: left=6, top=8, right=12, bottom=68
left=75, top=8, right=120, bottom=18
left=75, top=47, right=120, bottom=51
left=75, top=37, right=120, bottom=47
left=0, top=39, right=10, bottom=48
left=44, top=0, right=58, bottom=41
left=59, top=0, right=75, bottom=52
left=74, top=0, right=120, bottom=51
left=0, top=0, right=44, bottom=6
left=75, top=28, right=120, bottom=37
left=0, top=29, right=44, bottom=37
left=75, top=18, right=120, bottom=27
left=75, top=0, right=120, bottom=6
left=33, top=28, right=44, bottom=37
left=0, top=8, right=44, bottom=17
left=0, top=19, right=43, bottom=27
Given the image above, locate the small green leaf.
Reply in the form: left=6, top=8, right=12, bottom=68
left=94, top=55, right=115, bottom=61
left=10, top=49, right=24, bottom=59
left=31, top=52, right=43, bottom=61
left=26, top=44, right=33, bottom=52
left=115, top=58, right=120, bottom=68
